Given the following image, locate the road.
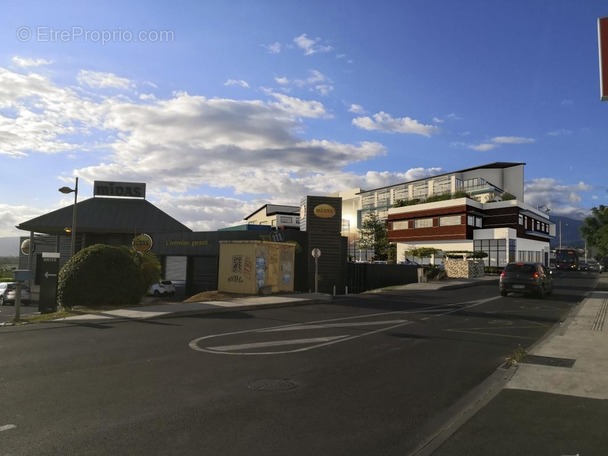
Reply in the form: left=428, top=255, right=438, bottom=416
left=0, top=271, right=596, bottom=455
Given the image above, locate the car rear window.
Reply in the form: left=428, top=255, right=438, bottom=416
left=505, top=263, right=536, bottom=273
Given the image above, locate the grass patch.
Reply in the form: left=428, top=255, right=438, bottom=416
left=505, top=345, right=528, bottom=367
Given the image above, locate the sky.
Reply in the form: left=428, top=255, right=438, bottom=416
left=0, top=0, right=607, bottom=241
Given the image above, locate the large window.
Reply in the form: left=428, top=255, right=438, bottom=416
left=414, top=218, right=433, bottom=228
left=474, top=239, right=507, bottom=267
left=392, top=221, right=409, bottom=230
left=439, top=215, right=461, bottom=226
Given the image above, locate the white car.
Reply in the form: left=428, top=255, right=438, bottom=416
left=148, top=280, right=175, bottom=296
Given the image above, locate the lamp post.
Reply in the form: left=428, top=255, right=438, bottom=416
left=58, top=177, right=78, bottom=257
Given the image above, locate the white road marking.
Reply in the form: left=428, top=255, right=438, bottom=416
left=207, top=335, right=349, bottom=352
left=0, top=424, right=16, bottom=432
left=189, top=296, right=502, bottom=355
left=258, top=319, right=409, bottom=332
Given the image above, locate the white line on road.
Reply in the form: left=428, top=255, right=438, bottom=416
left=0, top=424, right=16, bottom=432
left=189, top=296, right=501, bottom=355
left=257, top=319, right=410, bottom=332
left=207, top=335, right=349, bottom=352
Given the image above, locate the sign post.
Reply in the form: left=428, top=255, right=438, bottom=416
left=311, top=248, right=321, bottom=293
left=39, top=252, right=60, bottom=314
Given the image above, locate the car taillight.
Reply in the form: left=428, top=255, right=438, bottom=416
left=532, top=272, right=540, bottom=279
left=500, top=271, right=506, bottom=278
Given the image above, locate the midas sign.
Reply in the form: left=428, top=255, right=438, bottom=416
left=132, top=233, right=153, bottom=253
left=313, top=204, right=336, bottom=218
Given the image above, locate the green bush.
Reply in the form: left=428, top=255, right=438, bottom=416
left=58, top=244, right=145, bottom=309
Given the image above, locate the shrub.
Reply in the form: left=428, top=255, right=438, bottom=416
left=58, top=244, right=145, bottom=309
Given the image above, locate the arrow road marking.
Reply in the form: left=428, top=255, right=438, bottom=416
left=189, top=297, right=500, bottom=356
left=0, top=424, right=16, bottom=432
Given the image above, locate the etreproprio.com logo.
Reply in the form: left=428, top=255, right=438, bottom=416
left=16, top=26, right=175, bottom=45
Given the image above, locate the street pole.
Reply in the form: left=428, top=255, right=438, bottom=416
left=71, top=177, right=78, bottom=257
left=559, top=220, right=562, bottom=249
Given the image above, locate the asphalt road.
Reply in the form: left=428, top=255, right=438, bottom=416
left=0, top=272, right=596, bottom=455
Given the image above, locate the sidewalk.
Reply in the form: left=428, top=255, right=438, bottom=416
left=54, top=292, right=334, bottom=323
left=413, top=274, right=608, bottom=456
left=50, top=276, right=498, bottom=323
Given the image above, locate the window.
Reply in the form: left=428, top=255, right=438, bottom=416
left=414, top=218, right=433, bottom=228
left=412, top=183, right=428, bottom=198
left=476, top=217, right=482, bottom=228
left=439, top=215, right=461, bottom=226
left=467, top=215, right=475, bottom=226
left=392, top=221, right=409, bottom=230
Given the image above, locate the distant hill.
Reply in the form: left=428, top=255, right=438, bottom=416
left=548, top=215, right=584, bottom=249
left=0, top=237, right=20, bottom=257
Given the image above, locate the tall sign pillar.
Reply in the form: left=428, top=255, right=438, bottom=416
left=39, top=252, right=60, bottom=314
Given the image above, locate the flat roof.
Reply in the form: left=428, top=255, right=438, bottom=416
left=359, top=162, right=526, bottom=194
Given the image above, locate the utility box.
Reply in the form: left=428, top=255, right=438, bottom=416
left=218, top=241, right=295, bottom=295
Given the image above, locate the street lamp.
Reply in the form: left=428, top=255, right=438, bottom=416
left=58, top=177, right=79, bottom=257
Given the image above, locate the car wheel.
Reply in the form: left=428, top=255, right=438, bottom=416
left=500, top=291, right=508, bottom=297
left=0, top=296, right=3, bottom=306
left=153, top=290, right=160, bottom=297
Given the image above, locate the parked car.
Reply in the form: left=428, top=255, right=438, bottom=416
left=148, top=280, right=175, bottom=296
left=0, top=282, right=31, bottom=305
left=579, top=261, right=589, bottom=271
left=587, top=260, right=599, bottom=272
left=499, top=262, right=553, bottom=298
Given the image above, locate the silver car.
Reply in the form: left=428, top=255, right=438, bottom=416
left=0, top=282, right=31, bottom=305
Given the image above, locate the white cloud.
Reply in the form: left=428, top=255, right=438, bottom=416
left=468, top=135, right=534, bottom=151
left=224, top=79, right=250, bottom=88
left=524, top=178, right=593, bottom=216
left=276, top=70, right=333, bottom=96
left=546, top=129, right=572, bottom=136
left=352, top=111, right=439, bottom=137
left=12, top=56, right=52, bottom=67
left=491, top=136, right=535, bottom=145
left=294, top=34, right=333, bottom=56
left=348, top=104, right=365, bottom=114
left=262, top=42, right=282, bottom=54
left=77, top=70, right=133, bottom=90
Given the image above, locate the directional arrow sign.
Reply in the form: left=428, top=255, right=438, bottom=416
left=44, top=272, right=57, bottom=279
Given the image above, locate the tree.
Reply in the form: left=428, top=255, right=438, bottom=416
left=358, top=212, right=389, bottom=260
left=580, top=205, right=608, bottom=258
left=58, top=244, right=146, bottom=309
left=404, top=247, right=442, bottom=263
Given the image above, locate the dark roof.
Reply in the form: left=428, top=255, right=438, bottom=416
left=359, top=162, right=526, bottom=194
left=244, top=204, right=300, bottom=220
left=16, top=197, right=192, bottom=235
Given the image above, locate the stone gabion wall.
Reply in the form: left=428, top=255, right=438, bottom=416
left=444, top=259, right=485, bottom=278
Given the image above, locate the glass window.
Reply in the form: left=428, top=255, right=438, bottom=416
left=414, top=218, right=433, bottom=228
left=392, top=221, right=408, bottom=230
left=439, top=215, right=461, bottom=226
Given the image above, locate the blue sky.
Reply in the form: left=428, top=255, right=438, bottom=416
left=0, top=0, right=607, bottom=238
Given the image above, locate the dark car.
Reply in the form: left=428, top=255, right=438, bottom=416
left=499, top=262, right=553, bottom=298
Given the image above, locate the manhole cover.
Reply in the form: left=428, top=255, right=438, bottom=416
left=248, top=378, right=297, bottom=391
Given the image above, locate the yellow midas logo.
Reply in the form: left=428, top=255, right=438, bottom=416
left=314, top=204, right=336, bottom=218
